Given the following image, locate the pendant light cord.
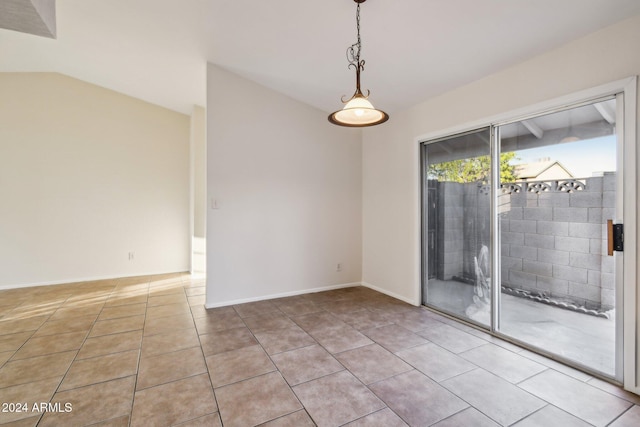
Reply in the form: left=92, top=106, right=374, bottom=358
left=347, top=2, right=363, bottom=69
left=356, top=2, right=361, bottom=60
left=342, top=1, right=368, bottom=101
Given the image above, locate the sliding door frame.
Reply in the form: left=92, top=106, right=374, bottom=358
left=416, top=77, right=637, bottom=390
left=420, top=127, right=492, bottom=328
left=492, top=93, right=622, bottom=382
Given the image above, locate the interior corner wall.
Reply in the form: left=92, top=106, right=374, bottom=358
left=0, top=72, right=191, bottom=288
left=206, top=64, right=362, bottom=307
left=191, top=106, right=207, bottom=240
left=191, top=105, right=207, bottom=276
left=362, top=14, right=640, bottom=305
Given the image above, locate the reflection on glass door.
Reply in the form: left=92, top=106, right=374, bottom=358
left=497, top=98, right=620, bottom=377
left=422, top=128, right=492, bottom=327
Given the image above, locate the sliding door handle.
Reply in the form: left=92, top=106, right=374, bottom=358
left=607, top=219, right=624, bottom=256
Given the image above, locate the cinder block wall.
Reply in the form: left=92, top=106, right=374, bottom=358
left=500, top=173, right=615, bottom=310
left=441, top=182, right=465, bottom=279
left=437, top=174, right=615, bottom=310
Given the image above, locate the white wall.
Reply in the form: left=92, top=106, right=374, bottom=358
left=362, top=14, right=640, bottom=390
left=0, top=73, right=191, bottom=288
left=206, top=64, right=362, bottom=306
left=191, top=105, right=207, bottom=276
left=363, top=14, right=640, bottom=303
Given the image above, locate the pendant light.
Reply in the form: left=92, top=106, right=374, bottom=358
left=328, top=0, right=389, bottom=127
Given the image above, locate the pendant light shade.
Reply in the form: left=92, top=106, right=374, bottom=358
left=329, top=94, right=389, bottom=127
left=329, top=0, right=389, bottom=127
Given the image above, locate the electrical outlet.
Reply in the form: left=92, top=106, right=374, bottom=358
left=336, top=263, right=342, bottom=272
left=128, top=252, right=135, bottom=261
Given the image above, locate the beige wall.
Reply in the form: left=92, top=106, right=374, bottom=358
left=191, top=105, right=207, bottom=276
left=191, top=105, right=207, bottom=240
left=362, top=14, right=640, bottom=390
left=0, top=72, right=191, bottom=287
left=206, top=64, right=362, bottom=306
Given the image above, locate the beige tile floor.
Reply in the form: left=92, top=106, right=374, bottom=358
left=0, top=273, right=639, bottom=426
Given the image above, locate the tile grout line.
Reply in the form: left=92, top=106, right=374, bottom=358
left=145, top=276, right=221, bottom=427
left=37, top=281, right=116, bottom=425
left=606, top=404, right=636, bottom=426
left=190, top=282, right=223, bottom=426
left=238, top=303, right=319, bottom=425
left=129, top=277, right=152, bottom=427
left=270, top=300, right=408, bottom=425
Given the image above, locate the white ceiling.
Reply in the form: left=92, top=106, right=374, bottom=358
left=2, top=0, right=640, bottom=115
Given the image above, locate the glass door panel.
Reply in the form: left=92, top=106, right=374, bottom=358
left=497, top=98, right=619, bottom=377
left=422, top=128, right=492, bottom=327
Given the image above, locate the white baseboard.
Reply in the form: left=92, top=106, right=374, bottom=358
left=361, top=281, right=420, bottom=306
left=204, top=282, right=362, bottom=309
left=0, top=269, right=190, bottom=291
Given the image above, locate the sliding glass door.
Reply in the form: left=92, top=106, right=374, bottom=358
left=496, top=98, right=620, bottom=378
left=421, top=97, right=623, bottom=379
left=422, top=128, right=492, bottom=327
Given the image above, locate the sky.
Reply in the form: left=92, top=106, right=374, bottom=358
left=513, top=135, right=616, bottom=179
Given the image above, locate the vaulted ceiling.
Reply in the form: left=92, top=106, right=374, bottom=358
left=2, top=0, right=639, bottom=115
